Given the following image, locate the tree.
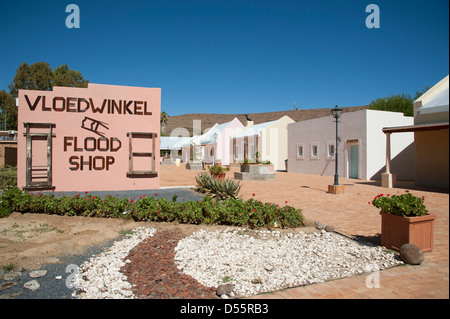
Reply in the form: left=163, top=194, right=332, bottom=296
left=8, top=62, right=53, bottom=98
left=53, top=64, right=89, bottom=88
left=0, top=90, right=16, bottom=130
left=414, top=85, right=432, bottom=101
left=4, top=62, right=89, bottom=130
left=160, top=111, right=169, bottom=134
left=8, top=62, right=88, bottom=98
left=367, top=93, right=414, bottom=117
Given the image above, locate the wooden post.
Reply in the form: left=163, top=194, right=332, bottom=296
left=152, top=132, right=156, bottom=173
left=25, top=124, right=32, bottom=187
left=128, top=132, right=133, bottom=173
left=47, top=125, right=53, bottom=186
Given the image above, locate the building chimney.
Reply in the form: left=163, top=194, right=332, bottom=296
left=245, top=114, right=254, bottom=127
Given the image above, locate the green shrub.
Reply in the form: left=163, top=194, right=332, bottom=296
left=0, top=166, right=17, bottom=189
left=371, top=192, right=428, bottom=217
left=0, top=187, right=304, bottom=229
left=0, top=186, right=23, bottom=217
left=206, top=165, right=230, bottom=174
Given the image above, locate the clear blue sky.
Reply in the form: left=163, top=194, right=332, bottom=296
left=0, top=0, right=448, bottom=116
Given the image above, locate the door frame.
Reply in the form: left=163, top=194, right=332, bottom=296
left=23, top=122, right=55, bottom=190
left=345, top=139, right=360, bottom=179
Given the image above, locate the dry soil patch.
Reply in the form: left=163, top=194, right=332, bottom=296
left=0, top=213, right=317, bottom=271
left=0, top=213, right=137, bottom=270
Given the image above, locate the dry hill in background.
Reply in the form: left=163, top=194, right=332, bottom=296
left=164, top=106, right=367, bottom=136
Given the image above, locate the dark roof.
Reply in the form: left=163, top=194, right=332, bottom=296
left=165, top=106, right=367, bottom=136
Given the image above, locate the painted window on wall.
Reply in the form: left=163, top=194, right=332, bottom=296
left=296, top=144, right=304, bottom=159
left=126, top=132, right=157, bottom=177
left=311, top=143, right=319, bottom=159
left=327, top=144, right=335, bottom=158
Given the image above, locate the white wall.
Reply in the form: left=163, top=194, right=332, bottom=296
left=265, top=116, right=294, bottom=170
left=231, top=116, right=293, bottom=170
left=288, top=109, right=414, bottom=180
left=217, top=124, right=245, bottom=165
left=365, top=109, right=414, bottom=180
left=233, top=134, right=259, bottom=162
left=288, top=110, right=366, bottom=178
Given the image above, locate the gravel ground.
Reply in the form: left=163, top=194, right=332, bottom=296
left=72, top=227, right=156, bottom=299
left=0, top=188, right=204, bottom=299
left=175, top=228, right=404, bottom=297
left=1, top=187, right=403, bottom=299
left=2, top=224, right=403, bottom=299
left=0, top=237, right=119, bottom=299
left=122, top=229, right=218, bottom=299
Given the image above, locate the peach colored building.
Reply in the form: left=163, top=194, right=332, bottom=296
left=383, top=75, right=449, bottom=189
left=17, top=83, right=161, bottom=191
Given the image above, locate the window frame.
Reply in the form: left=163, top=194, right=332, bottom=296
left=126, top=132, right=158, bottom=177
left=296, top=143, right=304, bottom=160
left=310, top=142, right=319, bottom=159
left=327, top=142, right=336, bottom=160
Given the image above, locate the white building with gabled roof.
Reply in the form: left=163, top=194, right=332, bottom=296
left=231, top=115, right=294, bottom=170
left=178, top=118, right=244, bottom=166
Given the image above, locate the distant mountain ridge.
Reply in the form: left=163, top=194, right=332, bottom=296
left=163, top=105, right=367, bottom=136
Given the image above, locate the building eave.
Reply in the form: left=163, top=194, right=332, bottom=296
left=382, top=122, right=449, bottom=133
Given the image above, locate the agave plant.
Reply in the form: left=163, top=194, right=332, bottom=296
left=195, top=172, right=241, bottom=199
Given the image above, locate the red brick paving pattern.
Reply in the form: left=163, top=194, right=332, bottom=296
left=122, top=164, right=449, bottom=299
left=163, top=164, right=449, bottom=299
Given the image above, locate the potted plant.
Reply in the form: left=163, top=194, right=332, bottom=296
left=207, top=165, right=230, bottom=181
left=371, top=192, right=436, bottom=252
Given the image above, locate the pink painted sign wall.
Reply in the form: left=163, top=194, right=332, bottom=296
left=17, top=83, right=161, bottom=191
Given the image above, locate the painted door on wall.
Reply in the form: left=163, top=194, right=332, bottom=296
left=349, top=144, right=359, bottom=179
left=24, top=123, right=54, bottom=189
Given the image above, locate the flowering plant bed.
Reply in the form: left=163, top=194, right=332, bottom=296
left=371, top=192, right=428, bottom=217
left=0, top=187, right=304, bottom=229
left=371, top=192, right=436, bottom=252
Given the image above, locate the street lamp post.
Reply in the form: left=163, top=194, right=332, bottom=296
left=331, top=105, right=342, bottom=185
left=329, top=105, right=344, bottom=194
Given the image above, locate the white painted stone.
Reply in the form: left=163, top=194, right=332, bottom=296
left=24, top=280, right=40, bottom=291
left=71, top=227, right=156, bottom=299
left=174, top=228, right=403, bottom=297
left=29, top=270, right=47, bottom=278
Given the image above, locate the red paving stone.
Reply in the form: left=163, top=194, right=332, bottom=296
left=160, top=164, right=449, bottom=299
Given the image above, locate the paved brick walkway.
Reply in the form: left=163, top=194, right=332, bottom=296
left=160, top=164, right=449, bottom=299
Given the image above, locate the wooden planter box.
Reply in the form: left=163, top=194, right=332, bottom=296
left=380, top=211, right=436, bottom=252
